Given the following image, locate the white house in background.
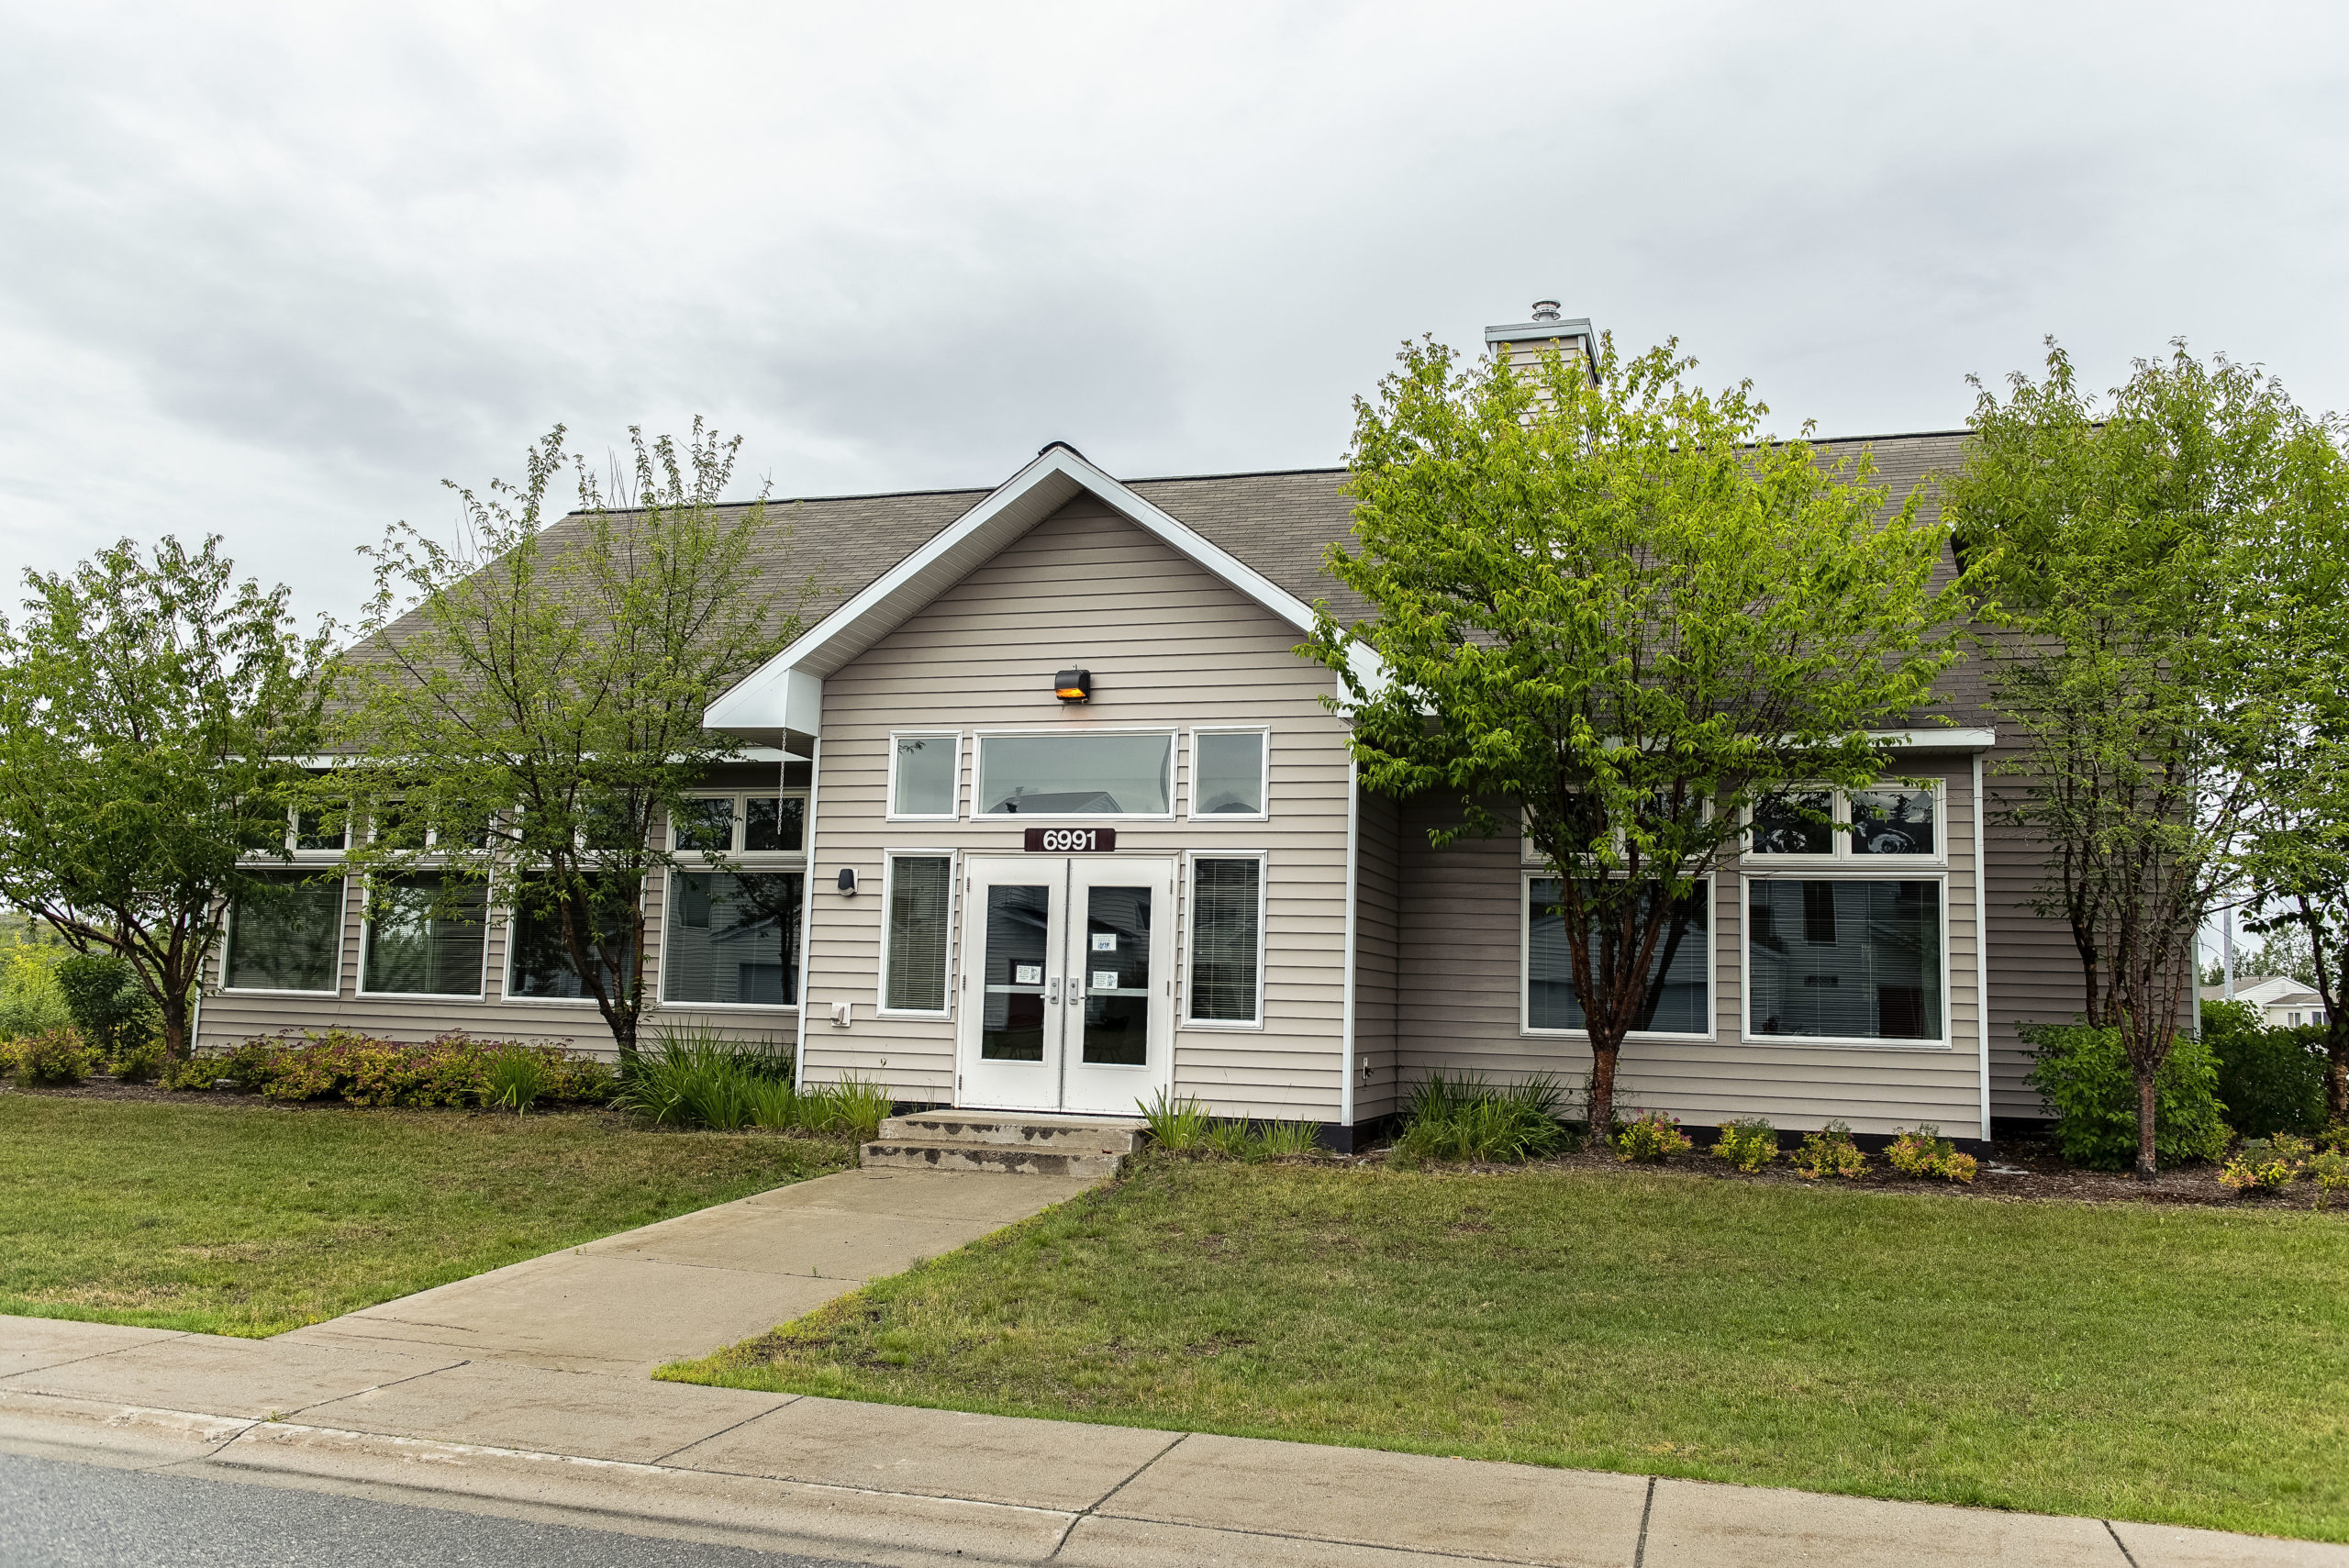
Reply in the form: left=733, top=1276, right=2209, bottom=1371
left=2201, top=975, right=2332, bottom=1029
left=200, top=304, right=2098, bottom=1148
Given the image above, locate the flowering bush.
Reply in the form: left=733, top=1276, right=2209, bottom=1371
left=1615, top=1109, right=1692, bottom=1163
left=1886, top=1124, right=1978, bottom=1184
left=2219, top=1133, right=2311, bottom=1195
left=180, top=1030, right=611, bottom=1110
left=1792, top=1121, right=1869, bottom=1180
left=1712, top=1118, right=1778, bottom=1173
left=2312, top=1149, right=2349, bottom=1208
left=14, top=1027, right=99, bottom=1086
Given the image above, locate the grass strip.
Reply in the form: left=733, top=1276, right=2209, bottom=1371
left=664, top=1156, right=2349, bottom=1542
left=0, top=1095, right=850, bottom=1336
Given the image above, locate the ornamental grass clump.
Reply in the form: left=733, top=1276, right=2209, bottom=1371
left=1711, top=1118, right=1778, bottom=1173
left=1393, top=1072, right=1567, bottom=1164
left=480, top=1045, right=556, bottom=1116
left=1140, top=1088, right=1211, bottom=1152
left=1886, top=1124, right=1978, bottom=1184
left=1614, top=1109, right=1692, bottom=1163
left=1793, top=1120, right=1869, bottom=1180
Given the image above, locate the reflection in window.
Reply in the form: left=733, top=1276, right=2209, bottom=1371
left=894, top=735, right=959, bottom=817
left=295, top=809, right=345, bottom=852
left=508, top=873, right=640, bottom=999
left=885, top=856, right=952, bottom=1012
left=662, top=872, right=802, bottom=1006
left=979, top=733, right=1172, bottom=816
left=1749, top=792, right=1833, bottom=855
left=1749, top=879, right=1942, bottom=1040
left=1852, top=787, right=1936, bottom=855
left=1526, top=879, right=1709, bottom=1033
left=362, top=873, right=487, bottom=995
left=672, top=798, right=734, bottom=853
left=1193, top=732, right=1265, bottom=815
left=745, top=795, right=804, bottom=851
left=224, top=871, right=344, bottom=992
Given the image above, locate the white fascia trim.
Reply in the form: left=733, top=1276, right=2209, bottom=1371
left=705, top=445, right=1388, bottom=732
left=1869, top=728, right=1996, bottom=751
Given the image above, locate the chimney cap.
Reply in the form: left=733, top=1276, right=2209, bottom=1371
left=1530, top=300, right=1562, bottom=322
left=1484, top=306, right=1597, bottom=347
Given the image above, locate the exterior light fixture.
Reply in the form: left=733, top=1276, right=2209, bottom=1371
left=1053, top=668, right=1092, bottom=703
left=836, top=867, right=859, bottom=895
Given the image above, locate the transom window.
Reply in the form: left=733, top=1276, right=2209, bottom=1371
left=890, top=734, right=961, bottom=819
left=1747, top=784, right=1939, bottom=861
left=670, top=793, right=807, bottom=855
left=977, top=732, right=1174, bottom=817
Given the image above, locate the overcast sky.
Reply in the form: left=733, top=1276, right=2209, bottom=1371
left=4, top=1, right=2344, bottom=629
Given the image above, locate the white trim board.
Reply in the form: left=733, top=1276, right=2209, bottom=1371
left=705, top=444, right=1387, bottom=736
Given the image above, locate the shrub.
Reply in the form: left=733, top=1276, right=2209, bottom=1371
left=1887, top=1124, right=1978, bottom=1184
left=2203, top=1001, right=2327, bottom=1139
left=2219, top=1134, right=2310, bottom=1195
left=480, top=1045, right=555, bottom=1116
left=1615, top=1109, right=1693, bottom=1163
left=0, top=933, right=71, bottom=1040
left=2312, top=1148, right=2349, bottom=1208
left=2321, top=1124, right=2349, bottom=1155
left=618, top=1027, right=796, bottom=1130
left=54, top=954, right=146, bottom=1053
left=1140, top=1088, right=1211, bottom=1151
left=1793, top=1121, right=1869, bottom=1180
left=183, top=1029, right=602, bottom=1109
left=110, top=1038, right=165, bottom=1085
left=160, top=1056, right=222, bottom=1092
left=2023, top=1022, right=2232, bottom=1170
left=1712, top=1118, right=1778, bottom=1173
left=1394, top=1072, right=1568, bottom=1164
left=17, top=1028, right=96, bottom=1086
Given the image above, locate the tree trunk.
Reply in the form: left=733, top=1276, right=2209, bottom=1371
left=2325, top=1029, right=2347, bottom=1128
left=2135, top=1068, right=2158, bottom=1182
left=160, top=994, right=189, bottom=1063
left=1586, top=1042, right=1621, bottom=1150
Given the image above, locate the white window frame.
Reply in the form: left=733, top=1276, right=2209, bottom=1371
left=1518, top=871, right=1718, bottom=1042
left=668, top=789, right=811, bottom=857
left=1179, top=849, right=1268, bottom=1031
left=972, top=727, right=1178, bottom=823
left=874, top=849, right=959, bottom=1019
left=1185, top=726, right=1271, bottom=822
left=218, top=869, right=350, bottom=997
left=885, top=731, right=963, bottom=822
left=357, top=870, right=490, bottom=1001
left=1739, top=871, right=1954, bottom=1051
left=286, top=802, right=349, bottom=858
left=1742, top=780, right=1948, bottom=868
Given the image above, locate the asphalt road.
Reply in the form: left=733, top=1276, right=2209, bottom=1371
left=0, top=1452, right=868, bottom=1567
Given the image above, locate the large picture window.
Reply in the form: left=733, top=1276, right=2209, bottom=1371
left=223, top=870, right=344, bottom=993
left=1524, top=878, right=1710, bottom=1035
left=662, top=872, right=802, bottom=1006
left=978, top=732, right=1173, bottom=817
left=508, top=873, right=640, bottom=1000
left=883, top=854, right=953, bottom=1014
left=361, top=873, right=487, bottom=996
left=1748, top=878, right=1943, bottom=1041
left=1186, top=856, right=1263, bottom=1026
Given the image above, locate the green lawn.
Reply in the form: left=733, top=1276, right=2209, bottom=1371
left=0, top=1095, right=851, bottom=1336
left=664, top=1157, right=2349, bottom=1542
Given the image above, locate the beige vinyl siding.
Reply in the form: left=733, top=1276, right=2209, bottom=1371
left=799, top=495, right=1355, bottom=1120
left=1978, top=747, right=2093, bottom=1123
left=1351, top=785, right=1404, bottom=1121
left=1392, top=758, right=1987, bottom=1137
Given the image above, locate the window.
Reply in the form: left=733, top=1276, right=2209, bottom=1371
left=669, top=793, right=806, bottom=854
left=890, top=734, right=960, bottom=819
left=508, top=873, right=640, bottom=1000
left=1189, top=730, right=1267, bottom=817
left=223, top=870, right=344, bottom=993
left=1186, top=856, right=1263, bottom=1026
left=661, top=872, right=803, bottom=1006
left=1747, top=784, right=1941, bottom=861
left=978, top=732, right=1173, bottom=817
left=1524, top=877, right=1710, bottom=1035
left=1748, top=879, right=1943, bottom=1042
left=293, top=807, right=346, bottom=853
left=361, top=873, right=488, bottom=996
left=882, top=854, right=953, bottom=1014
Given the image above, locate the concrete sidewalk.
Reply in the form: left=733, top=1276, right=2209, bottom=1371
left=0, top=1166, right=2341, bottom=1566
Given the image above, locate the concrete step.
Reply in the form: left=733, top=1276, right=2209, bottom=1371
left=859, top=1141, right=1127, bottom=1179
left=877, top=1112, right=1144, bottom=1155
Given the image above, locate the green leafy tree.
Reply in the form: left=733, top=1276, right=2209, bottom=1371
left=329, top=420, right=805, bottom=1059
left=1947, top=340, right=2345, bottom=1173
left=0, top=537, right=331, bottom=1059
left=1308, top=336, right=1966, bottom=1140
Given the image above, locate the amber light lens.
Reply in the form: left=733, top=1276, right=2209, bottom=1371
left=1053, top=668, right=1091, bottom=701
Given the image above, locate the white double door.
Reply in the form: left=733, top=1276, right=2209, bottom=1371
left=957, top=854, right=1174, bottom=1117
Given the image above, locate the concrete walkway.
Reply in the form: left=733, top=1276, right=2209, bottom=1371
left=0, top=1168, right=2341, bottom=1566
